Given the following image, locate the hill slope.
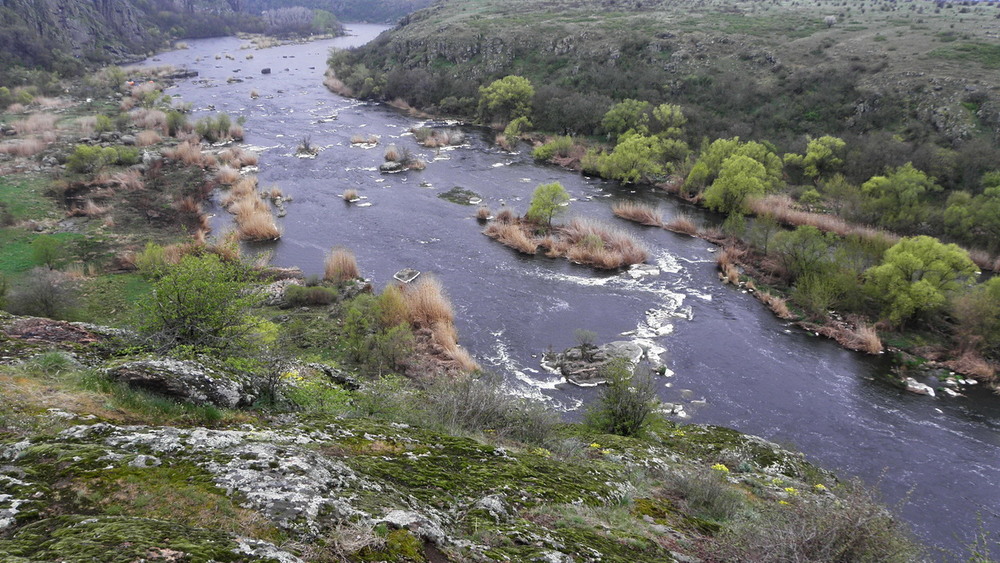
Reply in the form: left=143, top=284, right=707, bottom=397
left=329, top=0, right=1000, bottom=156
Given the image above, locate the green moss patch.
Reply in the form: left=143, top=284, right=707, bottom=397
left=437, top=186, right=482, bottom=205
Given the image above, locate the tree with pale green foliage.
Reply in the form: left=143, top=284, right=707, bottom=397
left=651, top=103, right=686, bottom=138
left=802, top=135, right=846, bottom=181
left=702, top=154, right=770, bottom=214
left=526, top=182, right=570, bottom=226
left=861, top=163, right=940, bottom=232
left=601, top=99, right=651, bottom=141
left=951, top=277, right=1000, bottom=355
left=597, top=132, right=681, bottom=184
left=478, top=75, right=534, bottom=126
left=864, top=236, right=977, bottom=327
left=771, top=225, right=833, bottom=281
left=683, top=137, right=782, bottom=195
left=139, top=253, right=268, bottom=352
left=943, top=173, right=1000, bottom=252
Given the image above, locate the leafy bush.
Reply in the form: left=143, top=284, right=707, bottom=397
left=66, top=145, right=140, bottom=173
left=137, top=253, right=264, bottom=353
left=532, top=136, right=574, bottom=161
left=585, top=358, right=658, bottom=437
left=5, top=268, right=77, bottom=319
left=342, top=294, right=414, bottom=374
left=665, top=468, right=747, bottom=522
left=285, top=284, right=339, bottom=307
left=715, top=481, right=924, bottom=562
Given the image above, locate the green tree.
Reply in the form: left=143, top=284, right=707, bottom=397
left=683, top=137, right=782, bottom=195
left=951, top=277, right=1000, bottom=355
left=526, top=182, right=570, bottom=226
left=943, top=184, right=1000, bottom=252
left=864, top=236, right=977, bottom=327
left=478, top=75, right=534, bottom=126
left=802, top=135, right=846, bottom=181
left=31, top=235, right=63, bottom=269
left=597, top=132, right=675, bottom=184
left=139, top=253, right=265, bottom=352
left=702, top=154, right=770, bottom=214
left=601, top=99, right=650, bottom=141
left=861, top=163, right=940, bottom=232
left=585, top=357, right=658, bottom=437
left=651, top=103, right=686, bottom=138
left=771, top=225, right=833, bottom=281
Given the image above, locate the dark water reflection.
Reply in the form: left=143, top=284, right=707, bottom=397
left=141, top=25, right=999, bottom=556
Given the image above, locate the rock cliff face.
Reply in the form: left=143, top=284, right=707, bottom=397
left=0, top=0, right=158, bottom=71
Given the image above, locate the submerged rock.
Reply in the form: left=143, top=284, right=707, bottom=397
left=903, top=377, right=936, bottom=397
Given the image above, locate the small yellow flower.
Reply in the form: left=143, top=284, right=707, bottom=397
left=814, top=484, right=827, bottom=491
left=531, top=447, right=552, bottom=457
left=589, top=442, right=602, bottom=449
left=784, top=487, right=799, bottom=496
left=600, top=449, right=612, bottom=455
left=779, top=500, right=789, bottom=505
left=711, top=464, right=730, bottom=473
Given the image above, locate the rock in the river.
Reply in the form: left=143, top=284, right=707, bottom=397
left=105, top=357, right=257, bottom=407
left=379, top=161, right=405, bottom=173
left=548, top=340, right=646, bottom=385
left=903, top=377, right=936, bottom=397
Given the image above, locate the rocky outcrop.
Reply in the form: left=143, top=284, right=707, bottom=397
left=546, top=341, right=645, bottom=385
left=104, top=357, right=257, bottom=408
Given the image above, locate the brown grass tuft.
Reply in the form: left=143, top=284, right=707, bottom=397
left=757, top=291, right=793, bottom=319
left=228, top=124, right=244, bottom=141
left=560, top=217, right=648, bottom=269
left=174, top=196, right=202, bottom=214
left=495, top=208, right=515, bottom=224
left=217, top=147, right=258, bottom=168
left=215, top=165, right=240, bottom=185
left=383, top=144, right=401, bottom=162
left=476, top=206, right=491, bottom=221
left=136, top=130, right=162, bottom=147
left=942, top=352, right=995, bottom=381
left=76, top=116, right=98, bottom=134
left=0, top=138, right=46, bottom=157
left=402, top=276, right=454, bottom=328
left=342, top=188, right=359, bottom=202
left=664, top=215, right=698, bottom=236
left=12, top=114, right=57, bottom=135
left=131, top=108, right=168, bottom=133
left=350, top=134, right=377, bottom=145
left=81, top=199, right=107, bottom=217
left=612, top=201, right=662, bottom=227
left=483, top=222, right=539, bottom=255
left=235, top=206, right=281, bottom=241
left=165, top=141, right=207, bottom=167
left=717, top=246, right=744, bottom=285
left=111, top=169, right=144, bottom=191
left=324, top=247, right=360, bottom=282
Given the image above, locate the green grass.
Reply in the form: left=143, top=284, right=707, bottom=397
left=929, top=42, right=1000, bottom=68
left=0, top=231, right=85, bottom=277
left=0, top=175, right=57, bottom=222
left=79, top=273, right=152, bottom=326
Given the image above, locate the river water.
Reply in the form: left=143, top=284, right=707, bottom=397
left=141, top=25, right=999, bottom=556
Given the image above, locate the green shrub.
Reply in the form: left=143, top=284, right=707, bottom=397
left=715, top=481, right=924, bottom=562
left=94, top=114, right=114, bottom=133
left=285, top=285, right=339, bottom=307
left=532, top=136, right=574, bottom=161
left=342, top=294, right=414, bottom=373
left=665, top=468, right=747, bottom=522
left=585, top=358, right=658, bottom=437
left=66, top=145, right=140, bottom=174
left=6, top=268, right=77, bottom=320
left=134, top=243, right=167, bottom=278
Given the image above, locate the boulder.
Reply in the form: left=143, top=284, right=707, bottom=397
left=379, top=161, right=405, bottom=173
left=548, top=340, right=646, bottom=385
left=902, top=377, right=936, bottom=397
left=105, top=358, right=256, bottom=407
left=261, top=68, right=271, bottom=74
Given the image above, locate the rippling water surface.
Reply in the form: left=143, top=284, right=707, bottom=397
left=141, top=25, right=1000, bottom=556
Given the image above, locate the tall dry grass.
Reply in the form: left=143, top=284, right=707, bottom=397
left=748, top=194, right=900, bottom=244
left=235, top=206, right=281, bottom=241
left=350, top=134, right=377, bottom=145
left=664, top=215, right=698, bottom=236
left=476, top=206, right=491, bottom=221
left=757, top=291, right=793, bottom=319
left=164, top=141, right=207, bottom=167
left=717, top=246, right=743, bottom=285
left=323, top=247, right=359, bottom=282
left=612, top=201, right=662, bottom=227
left=12, top=114, right=57, bottom=135
left=560, top=218, right=648, bottom=269
left=215, top=165, right=240, bottom=185
left=343, top=188, right=360, bottom=202
left=76, top=116, right=98, bottom=135
left=131, top=108, right=168, bottom=133
left=402, top=276, right=454, bottom=328
left=136, top=130, right=162, bottom=147
left=483, top=222, right=539, bottom=255
left=0, top=138, right=45, bottom=157
left=844, top=322, right=883, bottom=355
left=111, top=169, right=144, bottom=191
left=217, top=147, right=258, bottom=168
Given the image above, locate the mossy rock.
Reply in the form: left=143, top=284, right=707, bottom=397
left=0, top=515, right=268, bottom=562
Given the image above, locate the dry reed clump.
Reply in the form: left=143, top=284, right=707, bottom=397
left=342, top=188, right=360, bottom=202
left=816, top=320, right=884, bottom=355
left=756, top=291, right=793, bottom=319
left=664, top=215, right=698, bottom=235
left=76, top=116, right=98, bottom=134
left=268, top=187, right=283, bottom=200
left=324, top=74, right=352, bottom=97
left=235, top=206, right=281, bottom=241
left=716, top=246, right=744, bottom=285
left=131, top=108, right=168, bottom=133
left=495, top=208, right=515, bottom=224
left=411, top=127, right=465, bottom=148
left=560, top=217, right=649, bottom=269
left=443, top=341, right=480, bottom=372
left=111, top=169, right=144, bottom=191
left=350, top=134, right=377, bottom=145
left=0, top=138, right=46, bottom=157
left=165, top=141, right=207, bottom=167
left=218, top=147, right=258, bottom=168
left=250, top=90, right=259, bottom=99
left=324, top=247, right=360, bottom=283
left=483, top=222, right=539, bottom=255
left=942, top=352, right=995, bottom=381
left=401, top=276, right=454, bottom=329
left=81, top=199, right=107, bottom=217
left=612, top=201, right=662, bottom=227
left=136, top=130, right=162, bottom=147
left=12, top=114, right=57, bottom=135
left=228, top=124, right=244, bottom=141
left=748, top=194, right=900, bottom=245
left=476, top=206, right=491, bottom=221
left=215, top=165, right=240, bottom=185
left=34, top=96, right=66, bottom=109
left=383, top=144, right=401, bottom=162
left=174, top=196, right=202, bottom=214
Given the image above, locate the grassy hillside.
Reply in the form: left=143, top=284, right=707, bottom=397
left=329, top=0, right=1000, bottom=184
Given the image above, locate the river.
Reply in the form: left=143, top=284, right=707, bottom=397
left=141, top=24, right=1000, bottom=557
